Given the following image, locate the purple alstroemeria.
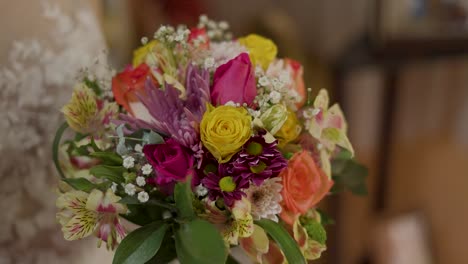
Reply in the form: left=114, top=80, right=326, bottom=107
left=202, top=163, right=250, bottom=207
left=232, top=130, right=287, bottom=186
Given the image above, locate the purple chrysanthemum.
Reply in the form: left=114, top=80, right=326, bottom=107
left=232, top=130, right=287, bottom=186
left=201, top=163, right=250, bottom=207
left=116, top=64, right=210, bottom=154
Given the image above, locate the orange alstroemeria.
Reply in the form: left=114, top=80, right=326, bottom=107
left=111, top=63, right=157, bottom=115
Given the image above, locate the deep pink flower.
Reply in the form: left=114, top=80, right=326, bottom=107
left=143, top=139, right=194, bottom=189
left=210, top=53, right=256, bottom=106
left=201, top=163, right=250, bottom=207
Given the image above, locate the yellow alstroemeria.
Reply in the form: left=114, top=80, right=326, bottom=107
left=292, top=217, right=327, bottom=261
left=259, top=104, right=288, bottom=135
left=62, top=83, right=118, bottom=135
left=132, top=40, right=158, bottom=67
left=238, top=34, right=277, bottom=70
left=240, top=225, right=286, bottom=264
left=56, top=189, right=127, bottom=250
left=275, top=109, right=302, bottom=148
left=223, top=198, right=254, bottom=245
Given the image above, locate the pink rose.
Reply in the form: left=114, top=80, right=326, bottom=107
left=211, top=53, right=256, bottom=106
left=143, top=139, right=194, bottom=188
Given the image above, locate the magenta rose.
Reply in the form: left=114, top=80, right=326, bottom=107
left=211, top=53, right=256, bottom=106
left=143, top=138, right=194, bottom=188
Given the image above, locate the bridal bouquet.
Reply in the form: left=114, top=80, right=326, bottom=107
left=53, top=16, right=366, bottom=264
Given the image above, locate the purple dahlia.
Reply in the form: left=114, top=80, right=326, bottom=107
left=232, top=130, right=287, bottom=186
left=201, top=163, right=249, bottom=207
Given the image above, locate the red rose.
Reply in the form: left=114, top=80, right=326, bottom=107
left=143, top=139, right=194, bottom=189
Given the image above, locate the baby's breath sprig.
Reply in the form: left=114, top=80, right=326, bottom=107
left=197, top=14, right=232, bottom=41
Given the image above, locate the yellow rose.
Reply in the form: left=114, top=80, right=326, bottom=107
left=275, top=110, right=302, bottom=148
left=132, top=40, right=158, bottom=67
left=200, top=104, right=252, bottom=163
left=238, top=34, right=277, bottom=70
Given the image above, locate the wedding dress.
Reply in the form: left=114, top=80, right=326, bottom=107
left=0, top=1, right=113, bottom=263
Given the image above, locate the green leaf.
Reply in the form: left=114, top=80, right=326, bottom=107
left=226, top=255, right=241, bottom=264
left=331, top=158, right=368, bottom=196
left=174, top=179, right=195, bottom=220
left=255, top=219, right=306, bottom=264
left=302, top=220, right=327, bottom=245
left=316, top=209, right=335, bottom=226
left=122, top=204, right=168, bottom=226
left=90, top=152, right=123, bottom=166
left=52, top=122, right=69, bottom=179
left=84, top=77, right=102, bottom=96
left=175, top=219, right=227, bottom=264
left=119, top=196, right=141, bottom=205
left=145, top=232, right=177, bottom=264
left=62, top=178, right=97, bottom=193
left=143, top=131, right=164, bottom=145
left=90, top=165, right=125, bottom=183
left=113, top=221, right=168, bottom=264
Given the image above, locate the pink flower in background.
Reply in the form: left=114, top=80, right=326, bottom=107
left=210, top=53, right=256, bottom=106
left=143, top=138, right=194, bottom=187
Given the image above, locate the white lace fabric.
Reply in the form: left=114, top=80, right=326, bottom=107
left=0, top=1, right=113, bottom=263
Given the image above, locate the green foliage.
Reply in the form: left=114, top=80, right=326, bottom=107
left=89, top=151, right=123, bottom=166
left=62, top=178, right=97, bottom=193
left=83, top=77, right=102, bottom=96
left=174, top=179, right=195, bottom=221
left=122, top=204, right=169, bottom=226
left=145, top=232, right=177, bottom=264
left=113, top=221, right=168, bottom=264
left=142, top=130, right=164, bottom=145
left=255, top=219, right=307, bottom=264
left=90, top=165, right=125, bottom=183
left=316, top=209, right=335, bottom=226
left=331, top=150, right=368, bottom=195
left=123, top=172, right=137, bottom=183
left=175, top=219, right=228, bottom=264
left=301, top=220, right=326, bottom=245
left=52, top=122, right=69, bottom=179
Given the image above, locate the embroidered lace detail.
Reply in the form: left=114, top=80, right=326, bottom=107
left=0, top=1, right=113, bottom=263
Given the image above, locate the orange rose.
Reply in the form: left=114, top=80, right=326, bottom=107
left=111, top=63, right=156, bottom=115
left=285, top=58, right=306, bottom=108
left=280, top=151, right=333, bottom=225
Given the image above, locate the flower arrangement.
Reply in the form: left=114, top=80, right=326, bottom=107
left=53, top=15, right=367, bottom=264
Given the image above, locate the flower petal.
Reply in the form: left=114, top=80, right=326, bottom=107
left=62, top=210, right=98, bottom=240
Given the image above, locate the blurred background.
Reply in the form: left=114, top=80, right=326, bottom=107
left=1, top=0, right=468, bottom=263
